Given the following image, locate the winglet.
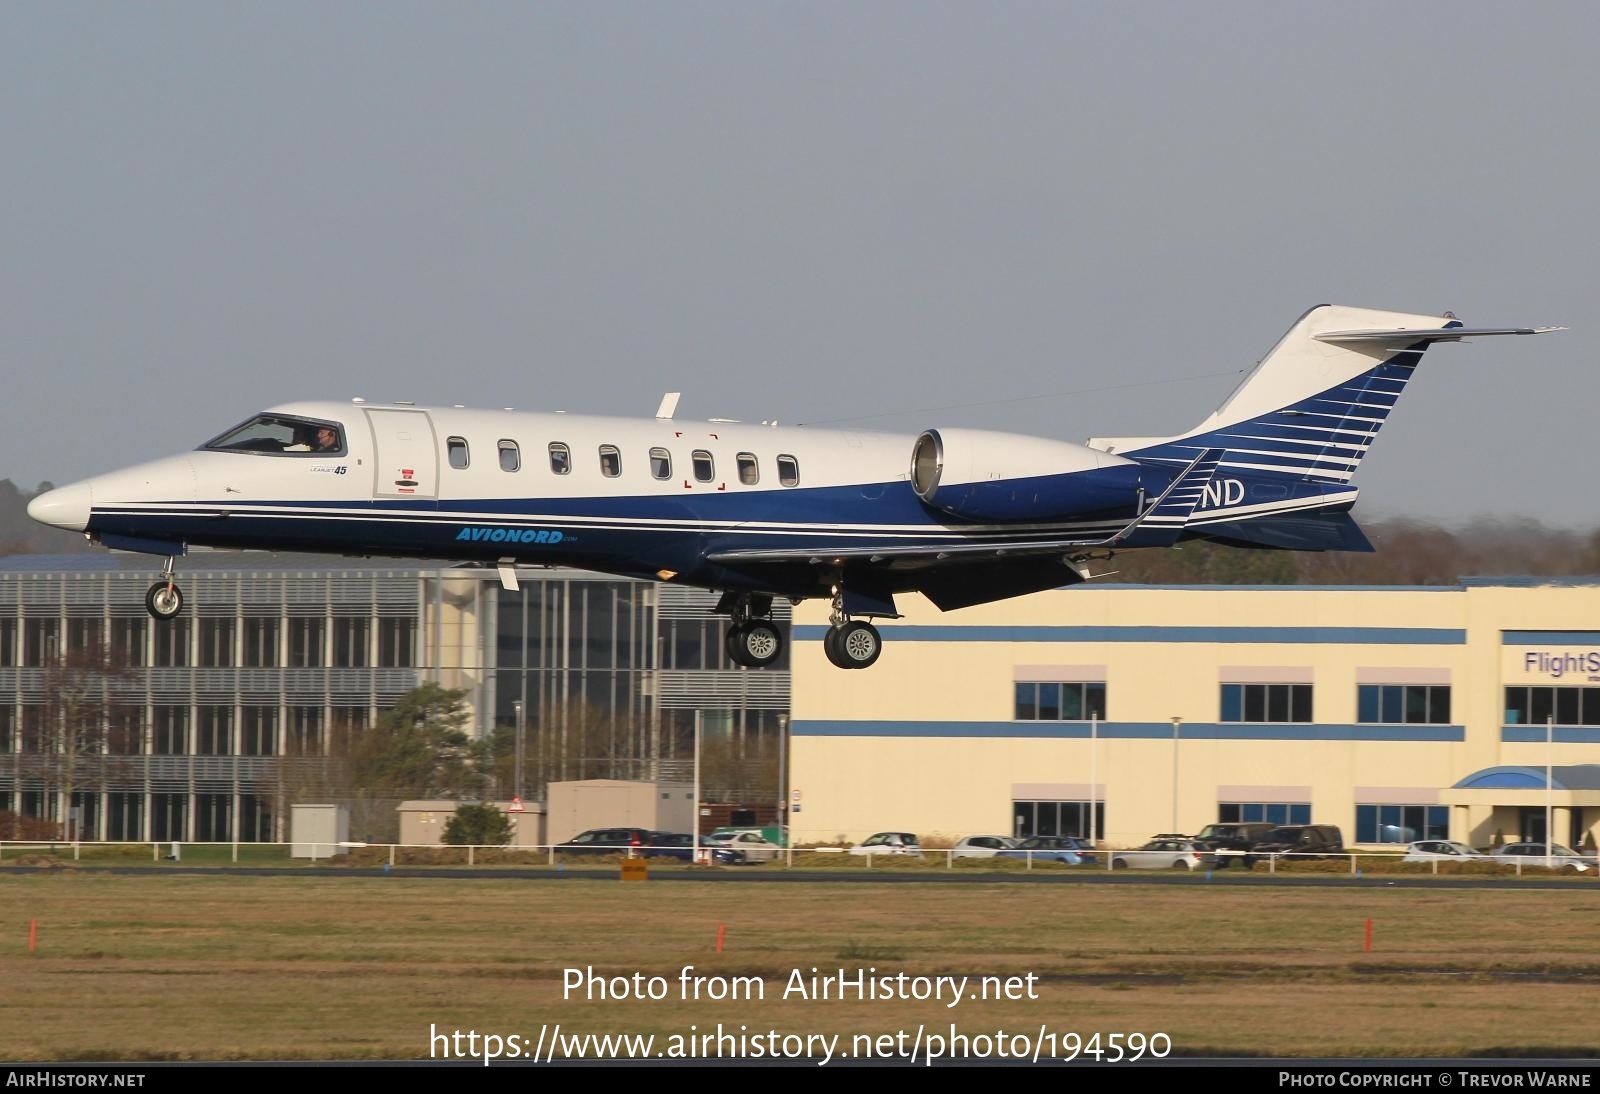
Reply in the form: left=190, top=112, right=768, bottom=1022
left=1111, top=448, right=1225, bottom=547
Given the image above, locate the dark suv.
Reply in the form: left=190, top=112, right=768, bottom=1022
left=1192, top=822, right=1276, bottom=867
left=1245, top=824, right=1344, bottom=865
left=554, top=827, right=651, bottom=857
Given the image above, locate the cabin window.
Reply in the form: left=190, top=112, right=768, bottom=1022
left=692, top=450, right=715, bottom=483
left=599, top=445, right=622, bottom=478
left=549, top=443, right=571, bottom=475
left=777, top=454, right=799, bottom=487
left=736, top=452, right=759, bottom=485
left=203, top=414, right=345, bottom=457
left=498, top=440, right=520, bottom=472
left=650, top=448, right=672, bottom=480
left=447, top=437, right=469, bottom=470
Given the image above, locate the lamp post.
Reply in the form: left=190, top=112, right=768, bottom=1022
left=1546, top=712, right=1554, bottom=864
left=513, top=699, right=525, bottom=803
left=1171, top=716, right=1183, bottom=834
left=1089, top=710, right=1098, bottom=848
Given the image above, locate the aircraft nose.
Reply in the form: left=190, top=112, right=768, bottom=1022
left=27, top=481, right=93, bottom=532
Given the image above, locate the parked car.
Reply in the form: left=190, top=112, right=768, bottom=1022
left=1192, top=822, right=1276, bottom=867
left=1488, top=842, right=1592, bottom=873
left=1402, top=840, right=1485, bottom=862
left=847, top=832, right=923, bottom=858
left=554, top=827, right=652, bottom=857
left=951, top=835, right=1018, bottom=859
left=643, top=832, right=739, bottom=865
left=1111, top=838, right=1212, bottom=871
left=999, top=836, right=1090, bottom=866
left=705, top=830, right=783, bottom=864
left=1245, top=824, right=1345, bottom=865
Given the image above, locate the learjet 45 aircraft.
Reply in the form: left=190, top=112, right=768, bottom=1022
left=28, top=304, right=1559, bottom=669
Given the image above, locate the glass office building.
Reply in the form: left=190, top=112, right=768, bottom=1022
left=0, top=554, right=790, bottom=841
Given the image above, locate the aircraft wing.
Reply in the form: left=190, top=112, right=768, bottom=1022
left=706, top=448, right=1224, bottom=569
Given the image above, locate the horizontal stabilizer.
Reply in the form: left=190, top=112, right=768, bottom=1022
left=1314, top=325, right=1564, bottom=346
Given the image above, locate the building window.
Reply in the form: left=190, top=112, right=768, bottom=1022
left=599, top=445, right=622, bottom=477
left=198, top=618, right=235, bottom=668
left=152, top=619, right=190, bottom=667
left=153, top=707, right=188, bottom=755
left=196, top=707, right=232, bottom=755
left=447, top=437, right=469, bottom=469
left=1504, top=686, right=1600, bottom=726
left=692, top=450, right=714, bottom=482
left=288, top=617, right=324, bottom=668
left=1219, top=802, right=1311, bottom=825
left=777, top=454, right=799, bottom=487
left=23, top=619, right=58, bottom=665
left=1220, top=683, right=1312, bottom=723
left=241, top=708, right=277, bottom=756
left=378, top=617, right=414, bottom=667
left=0, top=707, right=14, bottom=752
left=243, top=618, right=278, bottom=667
left=66, top=618, right=102, bottom=652
left=736, top=453, right=759, bottom=485
left=549, top=443, right=571, bottom=474
left=332, top=617, right=369, bottom=668
left=0, top=618, right=15, bottom=665
left=1013, top=800, right=1104, bottom=839
left=650, top=448, right=672, bottom=480
left=498, top=440, right=520, bottom=472
left=1014, top=682, right=1107, bottom=720
left=1358, top=684, right=1450, bottom=724
left=109, top=618, right=146, bottom=665
left=288, top=707, right=323, bottom=755
left=1356, top=804, right=1448, bottom=844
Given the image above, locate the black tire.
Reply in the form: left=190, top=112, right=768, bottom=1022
left=734, top=620, right=783, bottom=667
left=832, top=620, right=882, bottom=669
left=1112, top=858, right=1128, bottom=870
left=145, top=581, right=183, bottom=621
left=726, top=624, right=746, bottom=666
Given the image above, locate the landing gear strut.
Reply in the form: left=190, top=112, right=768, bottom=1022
left=723, top=594, right=784, bottom=668
left=144, top=556, right=183, bottom=621
left=823, top=585, right=882, bottom=670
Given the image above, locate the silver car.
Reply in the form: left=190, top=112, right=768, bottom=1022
left=709, top=830, right=783, bottom=864
left=1402, top=840, right=1485, bottom=862
left=951, top=835, right=1018, bottom=860
left=1111, top=839, right=1213, bottom=871
left=1488, top=842, right=1592, bottom=873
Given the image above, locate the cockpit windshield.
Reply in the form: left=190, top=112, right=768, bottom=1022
left=202, top=414, right=346, bottom=457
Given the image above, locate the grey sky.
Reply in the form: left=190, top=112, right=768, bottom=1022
left=4, top=3, right=1594, bottom=526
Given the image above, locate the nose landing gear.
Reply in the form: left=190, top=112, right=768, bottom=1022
left=144, top=557, right=184, bottom=621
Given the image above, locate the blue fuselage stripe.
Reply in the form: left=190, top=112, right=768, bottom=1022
left=791, top=625, right=1466, bottom=644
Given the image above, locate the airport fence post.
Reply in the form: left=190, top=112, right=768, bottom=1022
left=468, top=845, right=474, bottom=867
left=152, top=842, right=158, bottom=862
left=1351, top=853, right=1357, bottom=876
left=389, top=844, right=396, bottom=868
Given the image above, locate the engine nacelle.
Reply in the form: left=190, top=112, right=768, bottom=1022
left=909, top=427, right=1143, bottom=522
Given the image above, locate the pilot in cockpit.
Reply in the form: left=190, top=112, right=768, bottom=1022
left=314, top=425, right=340, bottom=452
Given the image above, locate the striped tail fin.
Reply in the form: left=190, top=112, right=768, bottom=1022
left=1088, top=305, right=1557, bottom=485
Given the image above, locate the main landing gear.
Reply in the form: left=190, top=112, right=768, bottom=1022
left=724, top=594, right=784, bottom=668
left=144, top=556, right=183, bottom=621
left=822, top=586, right=882, bottom=670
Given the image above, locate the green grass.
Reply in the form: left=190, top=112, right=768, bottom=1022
left=1, top=873, right=1598, bottom=1061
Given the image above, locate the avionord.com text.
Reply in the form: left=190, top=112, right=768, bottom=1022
left=429, top=1023, right=1170, bottom=1065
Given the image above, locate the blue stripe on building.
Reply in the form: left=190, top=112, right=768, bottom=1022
left=1502, top=727, right=1600, bottom=744
left=792, top=720, right=1465, bottom=743
left=792, top=625, right=1467, bottom=645
left=1502, top=631, right=1600, bottom=645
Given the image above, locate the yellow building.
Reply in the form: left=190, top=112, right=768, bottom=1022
left=788, top=580, right=1600, bottom=850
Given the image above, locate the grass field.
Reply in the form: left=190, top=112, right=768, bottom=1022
left=1, top=871, right=1597, bottom=1061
